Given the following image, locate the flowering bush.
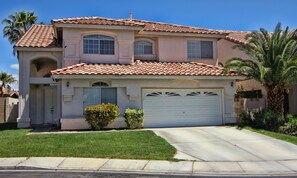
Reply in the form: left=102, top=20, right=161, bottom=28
left=85, top=103, right=120, bottom=130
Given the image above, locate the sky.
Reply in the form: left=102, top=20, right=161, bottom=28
left=1, top=0, right=297, bottom=90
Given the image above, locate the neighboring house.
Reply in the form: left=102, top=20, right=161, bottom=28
left=15, top=16, right=277, bottom=130
left=1, top=90, right=19, bottom=98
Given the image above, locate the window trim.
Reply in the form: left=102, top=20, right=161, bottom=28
left=83, top=81, right=117, bottom=111
left=134, top=38, right=155, bottom=56
left=186, top=39, right=215, bottom=60
left=82, top=34, right=115, bottom=55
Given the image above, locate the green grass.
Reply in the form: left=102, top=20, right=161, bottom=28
left=244, top=126, right=297, bottom=145
left=0, top=123, right=176, bottom=160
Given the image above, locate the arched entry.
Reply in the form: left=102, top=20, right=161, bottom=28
left=29, top=57, right=58, bottom=126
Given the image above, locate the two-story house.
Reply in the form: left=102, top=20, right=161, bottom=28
left=14, top=16, right=294, bottom=130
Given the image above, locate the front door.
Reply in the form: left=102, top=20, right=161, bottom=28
left=44, top=86, right=57, bottom=124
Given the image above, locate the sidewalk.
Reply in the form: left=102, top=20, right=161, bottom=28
left=1, top=157, right=297, bottom=176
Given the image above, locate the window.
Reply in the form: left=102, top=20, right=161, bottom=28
left=187, top=40, right=213, bottom=59
left=83, top=82, right=117, bottom=109
left=92, top=82, right=109, bottom=87
left=134, top=40, right=153, bottom=55
left=83, top=35, right=115, bottom=55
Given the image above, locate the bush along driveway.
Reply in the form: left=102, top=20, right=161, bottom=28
left=0, top=124, right=176, bottom=160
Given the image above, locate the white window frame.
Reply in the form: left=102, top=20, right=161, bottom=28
left=83, top=82, right=117, bottom=110
left=187, top=40, right=215, bottom=60
left=83, top=34, right=115, bottom=55
left=134, top=40, right=153, bottom=55
left=134, top=38, right=156, bottom=55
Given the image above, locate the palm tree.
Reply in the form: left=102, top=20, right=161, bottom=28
left=224, top=23, right=297, bottom=117
left=0, top=72, right=17, bottom=96
left=2, top=11, right=38, bottom=44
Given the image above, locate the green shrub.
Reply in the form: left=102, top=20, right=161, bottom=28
left=238, top=110, right=283, bottom=131
left=85, top=103, right=120, bottom=130
left=238, top=111, right=252, bottom=126
left=124, top=108, right=144, bottom=129
left=253, top=110, right=283, bottom=131
left=280, top=115, right=297, bottom=135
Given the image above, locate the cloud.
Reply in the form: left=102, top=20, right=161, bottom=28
left=10, top=64, right=19, bottom=70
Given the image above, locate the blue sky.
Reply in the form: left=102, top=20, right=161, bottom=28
left=1, top=0, right=297, bottom=89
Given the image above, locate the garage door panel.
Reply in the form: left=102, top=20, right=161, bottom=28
left=144, top=118, right=220, bottom=127
left=143, top=89, right=223, bottom=128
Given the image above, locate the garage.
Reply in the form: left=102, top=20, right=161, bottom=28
left=143, top=89, right=223, bottom=127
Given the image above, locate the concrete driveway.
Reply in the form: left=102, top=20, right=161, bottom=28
left=152, top=126, right=297, bottom=162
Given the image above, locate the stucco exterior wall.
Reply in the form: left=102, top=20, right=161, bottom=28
left=17, top=50, right=63, bottom=127
left=63, top=28, right=135, bottom=66
left=60, top=78, right=237, bottom=130
left=62, top=28, right=221, bottom=66
left=217, top=39, right=266, bottom=96
left=158, top=36, right=218, bottom=65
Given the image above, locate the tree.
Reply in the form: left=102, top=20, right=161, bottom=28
left=2, top=11, right=38, bottom=44
left=224, top=23, right=297, bottom=117
left=0, top=72, right=17, bottom=96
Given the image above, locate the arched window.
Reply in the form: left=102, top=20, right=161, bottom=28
left=92, top=82, right=109, bottom=87
left=134, top=40, right=153, bottom=55
left=83, top=81, right=117, bottom=109
left=83, top=35, right=115, bottom=55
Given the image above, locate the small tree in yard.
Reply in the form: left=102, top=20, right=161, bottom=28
left=224, top=23, right=297, bottom=117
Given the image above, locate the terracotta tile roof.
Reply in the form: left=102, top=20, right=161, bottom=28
left=1, top=90, right=19, bottom=98
left=51, top=60, right=237, bottom=76
left=15, top=24, right=61, bottom=48
left=124, top=19, right=228, bottom=35
left=52, top=17, right=228, bottom=35
left=225, top=31, right=250, bottom=45
left=52, top=17, right=144, bottom=27
left=16, top=17, right=249, bottom=48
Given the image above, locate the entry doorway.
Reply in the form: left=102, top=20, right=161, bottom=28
left=43, top=86, right=57, bottom=124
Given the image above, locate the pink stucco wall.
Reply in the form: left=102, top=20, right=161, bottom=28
left=217, top=39, right=266, bottom=96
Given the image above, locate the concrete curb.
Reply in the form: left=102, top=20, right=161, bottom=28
left=1, top=157, right=297, bottom=176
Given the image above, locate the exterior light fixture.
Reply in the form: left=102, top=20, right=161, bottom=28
left=66, top=81, right=70, bottom=88
left=231, top=81, right=234, bottom=87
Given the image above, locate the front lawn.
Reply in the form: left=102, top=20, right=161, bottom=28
left=244, top=126, right=297, bottom=145
left=0, top=123, right=176, bottom=160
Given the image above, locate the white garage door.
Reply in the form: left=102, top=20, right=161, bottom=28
left=143, top=89, right=223, bottom=127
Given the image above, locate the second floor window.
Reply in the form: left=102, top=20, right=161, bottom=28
left=83, top=35, right=115, bottom=55
left=134, top=40, right=153, bottom=55
left=187, top=40, right=213, bottom=59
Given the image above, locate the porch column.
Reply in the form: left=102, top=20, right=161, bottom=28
left=224, top=80, right=237, bottom=124
left=17, top=52, right=31, bottom=128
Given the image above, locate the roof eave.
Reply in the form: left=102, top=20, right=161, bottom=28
left=225, top=37, right=247, bottom=45
left=138, top=31, right=227, bottom=38
left=15, top=47, right=63, bottom=52
left=52, top=23, right=143, bottom=31
left=52, top=74, right=245, bottom=80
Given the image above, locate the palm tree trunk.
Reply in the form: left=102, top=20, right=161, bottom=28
left=266, top=87, right=284, bottom=117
